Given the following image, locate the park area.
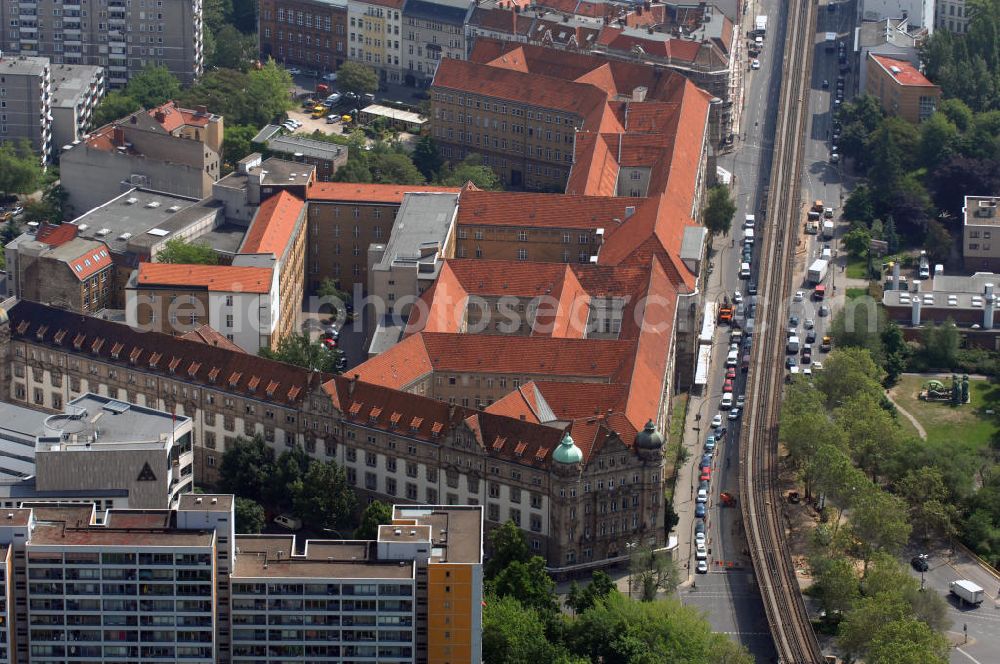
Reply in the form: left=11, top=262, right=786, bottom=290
left=889, top=373, right=1000, bottom=452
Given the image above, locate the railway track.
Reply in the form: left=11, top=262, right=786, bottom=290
left=737, top=0, right=824, bottom=662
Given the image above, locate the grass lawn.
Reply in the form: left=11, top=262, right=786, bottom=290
left=663, top=393, right=689, bottom=502
left=890, top=374, right=1000, bottom=453
left=846, top=257, right=870, bottom=280
left=845, top=287, right=868, bottom=300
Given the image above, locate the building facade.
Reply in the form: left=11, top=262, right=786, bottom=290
left=936, top=0, right=971, bottom=33
left=963, top=195, right=1000, bottom=272
left=860, top=0, right=935, bottom=31
left=48, top=63, right=105, bottom=150
left=400, top=0, right=473, bottom=87
left=60, top=101, right=224, bottom=215
left=0, top=55, right=52, bottom=163
left=0, top=0, right=202, bottom=87
left=348, top=0, right=405, bottom=83
left=258, top=0, right=349, bottom=72
left=1, top=301, right=670, bottom=574
left=865, top=53, right=941, bottom=123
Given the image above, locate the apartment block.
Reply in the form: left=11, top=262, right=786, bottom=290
left=0, top=0, right=203, bottom=87
left=0, top=55, right=52, bottom=163
left=865, top=53, right=941, bottom=123
left=259, top=0, right=349, bottom=72
left=400, top=0, right=474, bottom=87
left=48, top=63, right=104, bottom=150
left=4, top=223, right=114, bottom=314
left=936, top=0, right=971, bottom=33
left=306, top=183, right=460, bottom=294
left=963, top=195, right=1000, bottom=272
left=3, top=300, right=668, bottom=572
left=126, top=264, right=279, bottom=354
left=347, top=0, right=405, bottom=83
left=60, top=101, right=224, bottom=215
left=0, top=392, right=194, bottom=510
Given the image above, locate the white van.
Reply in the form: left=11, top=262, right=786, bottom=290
left=787, top=335, right=800, bottom=353
left=721, top=393, right=734, bottom=408
left=744, top=228, right=755, bottom=245
left=726, top=349, right=739, bottom=367
left=821, top=246, right=832, bottom=260
left=744, top=214, right=756, bottom=229
left=274, top=514, right=303, bottom=531
left=739, top=262, right=751, bottom=279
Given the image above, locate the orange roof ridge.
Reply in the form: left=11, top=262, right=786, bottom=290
left=240, top=190, right=306, bottom=256
left=137, top=263, right=273, bottom=294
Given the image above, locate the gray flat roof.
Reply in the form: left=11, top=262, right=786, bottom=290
left=71, top=188, right=204, bottom=255
left=37, top=393, right=190, bottom=448
left=197, top=222, right=249, bottom=255
left=680, top=226, right=706, bottom=261
left=0, top=55, right=48, bottom=77
left=963, top=196, right=1000, bottom=228
left=0, top=477, right=129, bottom=499
left=368, top=316, right=406, bottom=356
left=0, top=402, right=49, bottom=446
left=214, top=157, right=315, bottom=192
left=49, top=64, right=103, bottom=109
left=252, top=124, right=284, bottom=144
left=267, top=135, right=348, bottom=162
left=373, top=192, right=459, bottom=272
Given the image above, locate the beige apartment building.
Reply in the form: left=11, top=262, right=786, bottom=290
left=0, top=0, right=203, bottom=87
left=963, top=195, right=1000, bottom=272
left=865, top=53, right=941, bottom=123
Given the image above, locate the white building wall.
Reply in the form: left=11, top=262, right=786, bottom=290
left=861, top=0, right=935, bottom=30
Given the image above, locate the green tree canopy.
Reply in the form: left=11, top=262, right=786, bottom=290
left=483, top=595, right=575, bottom=664
left=154, top=238, right=220, bottom=265
left=208, top=24, right=258, bottom=70
left=126, top=66, right=182, bottom=108
left=488, top=556, right=558, bottom=615
left=920, top=319, right=961, bottom=369
left=566, top=570, right=618, bottom=614
left=221, top=124, right=260, bottom=173
left=412, top=135, right=444, bottom=181
left=815, top=347, right=886, bottom=408
left=337, top=62, right=379, bottom=97
left=353, top=501, right=394, bottom=539
left=234, top=497, right=266, bottom=534
left=91, top=90, right=142, bottom=127
left=703, top=185, right=735, bottom=236
left=485, top=520, right=531, bottom=579
left=0, top=141, right=43, bottom=198
left=629, top=544, right=681, bottom=601
left=218, top=434, right=275, bottom=504
left=291, top=460, right=357, bottom=531
left=440, top=154, right=502, bottom=190
left=258, top=333, right=339, bottom=373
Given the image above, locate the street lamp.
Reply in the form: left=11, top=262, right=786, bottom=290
left=625, top=541, right=638, bottom=598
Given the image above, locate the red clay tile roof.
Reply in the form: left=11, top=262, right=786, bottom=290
left=457, top=189, right=645, bottom=231
left=308, top=183, right=462, bottom=204
left=137, top=263, right=274, bottom=293
left=8, top=300, right=326, bottom=406
left=240, top=190, right=306, bottom=257
left=485, top=385, right=545, bottom=423
left=350, top=333, right=433, bottom=389
left=180, top=325, right=248, bottom=353
left=150, top=101, right=213, bottom=132
left=65, top=240, right=114, bottom=281
left=35, top=223, right=78, bottom=247
left=871, top=55, right=938, bottom=87
left=468, top=6, right=534, bottom=35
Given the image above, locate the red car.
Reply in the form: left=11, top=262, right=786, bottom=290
left=322, top=337, right=337, bottom=349
left=723, top=378, right=734, bottom=393
left=700, top=469, right=711, bottom=482
left=726, top=367, right=736, bottom=379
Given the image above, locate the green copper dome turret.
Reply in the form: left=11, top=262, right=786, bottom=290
left=553, top=431, right=583, bottom=464
left=635, top=420, right=664, bottom=449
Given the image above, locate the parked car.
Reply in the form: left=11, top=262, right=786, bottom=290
left=910, top=555, right=929, bottom=572
left=751, top=59, right=761, bottom=70
left=728, top=407, right=741, bottom=420
left=695, top=503, right=706, bottom=518
left=322, top=72, right=338, bottom=81
left=697, top=489, right=708, bottom=503
left=705, top=435, right=716, bottom=452
left=711, top=414, right=723, bottom=428
left=285, top=66, right=302, bottom=75
left=696, top=560, right=709, bottom=574
left=274, top=514, right=302, bottom=530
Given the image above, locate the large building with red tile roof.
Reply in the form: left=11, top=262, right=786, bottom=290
left=865, top=53, right=941, bottom=123
left=3, top=299, right=666, bottom=573
left=61, top=101, right=224, bottom=214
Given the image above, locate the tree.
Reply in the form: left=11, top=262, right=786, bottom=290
left=218, top=434, right=275, bottom=503
left=881, top=320, right=908, bottom=385
left=629, top=544, right=681, bottom=601
left=230, top=0, right=258, bottom=32
left=867, top=618, right=950, bottom=664
left=440, top=154, right=503, bottom=190
left=843, top=185, right=876, bottom=225
left=208, top=24, right=257, bottom=70
left=921, top=319, right=961, bottom=368
left=883, top=215, right=900, bottom=254
left=566, top=570, right=617, bottom=613
left=258, top=333, right=339, bottom=373
left=91, top=91, right=142, bottom=127
left=337, top=62, right=378, bottom=98
left=234, top=497, right=266, bottom=534
left=291, top=460, right=357, bottom=531
left=125, top=66, right=182, bottom=109
left=835, top=394, right=903, bottom=481
left=369, top=151, right=425, bottom=184
left=154, top=238, right=219, bottom=265
left=897, top=466, right=960, bottom=541
left=815, top=347, right=886, bottom=409
left=221, top=124, right=260, bottom=173
left=841, top=227, right=872, bottom=258
left=244, top=60, right=294, bottom=126
left=317, top=277, right=353, bottom=306
left=488, top=556, right=558, bottom=615
left=265, top=446, right=311, bottom=509
left=919, top=112, right=959, bottom=168
left=0, top=141, right=43, bottom=198
left=703, top=185, right=736, bottom=236
left=483, top=595, right=570, bottom=664
left=849, top=487, right=912, bottom=571
left=837, top=592, right=911, bottom=659
left=354, top=500, right=393, bottom=539
left=485, top=520, right=531, bottom=579
left=809, top=553, right=860, bottom=616
left=412, top=135, right=444, bottom=180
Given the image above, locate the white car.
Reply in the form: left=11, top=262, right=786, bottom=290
left=794, top=290, right=804, bottom=302
left=695, top=531, right=706, bottom=545
left=697, top=489, right=708, bottom=503
left=322, top=72, right=338, bottom=82
left=804, top=318, right=814, bottom=330
left=812, top=361, right=824, bottom=371
left=696, top=543, right=708, bottom=560
left=728, top=408, right=741, bottom=420
left=751, top=59, right=761, bottom=70
left=711, top=414, right=723, bottom=429
left=720, top=393, right=734, bottom=409
left=696, top=560, right=709, bottom=574
left=285, top=66, right=302, bottom=75
left=733, top=291, right=743, bottom=305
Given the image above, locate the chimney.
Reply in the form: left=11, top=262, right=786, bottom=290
left=154, top=110, right=166, bottom=124
left=632, top=85, right=648, bottom=102
left=196, top=105, right=208, bottom=115
left=349, top=373, right=359, bottom=397
left=892, top=262, right=900, bottom=291
left=911, top=298, right=921, bottom=326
